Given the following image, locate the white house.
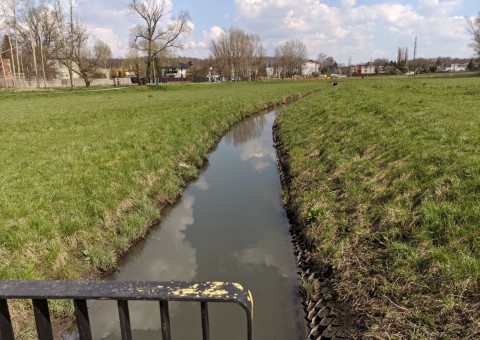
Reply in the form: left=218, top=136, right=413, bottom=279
left=446, top=63, right=468, bottom=72
left=357, top=64, right=375, bottom=75
left=161, top=62, right=189, bottom=79
left=302, top=59, right=319, bottom=76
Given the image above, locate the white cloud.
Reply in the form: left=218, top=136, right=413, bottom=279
left=418, top=0, right=463, bottom=15
left=73, top=0, right=474, bottom=62
left=232, top=0, right=472, bottom=63
left=206, top=25, right=226, bottom=40
left=342, top=0, right=356, bottom=7
left=86, top=26, right=125, bottom=57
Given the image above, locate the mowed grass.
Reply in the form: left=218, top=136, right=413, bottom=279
left=0, top=81, right=323, bottom=282
left=275, top=75, right=480, bottom=338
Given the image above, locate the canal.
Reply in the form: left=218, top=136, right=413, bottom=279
left=66, top=109, right=306, bottom=339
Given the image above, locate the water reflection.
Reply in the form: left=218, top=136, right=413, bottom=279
left=227, top=114, right=277, bottom=172
left=239, top=142, right=273, bottom=171
left=77, top=110, right=305, bottom=340
left=86, top=194, right=198, bottom=339
left=193, top=175, right=209, bottom=191
left=235, top=227, right=297, bottom=278
left=113, top=194, right=198, bottom=281
left=224, top=115, right=267, bottom=146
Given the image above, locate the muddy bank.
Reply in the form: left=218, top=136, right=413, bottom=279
left=273, top=122, right=356, bottom=339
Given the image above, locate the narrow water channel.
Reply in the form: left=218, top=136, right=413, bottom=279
left=66, top=109, right=306, bottom=339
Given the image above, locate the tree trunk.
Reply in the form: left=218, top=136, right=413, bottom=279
left=40, top=36, right=47, bottom=88
left=1, top=57, right=9, bottom=89
left=7, top=36, right=16, bottom=88
left=28, top=32, right=40, bottom=88
left=145, top=59, right=151, bottom=84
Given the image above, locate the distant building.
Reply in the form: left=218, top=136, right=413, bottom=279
left=266, top=66, right=275, bottom=78
left=58, top=62, right=81, bottom=79
left=161, top=62, right=189, bottom=79
left=302, top=59, right=319, bottom=76
left=446, top=63, right=468, bottom=72
left=356, top=64, right=375, bottom=75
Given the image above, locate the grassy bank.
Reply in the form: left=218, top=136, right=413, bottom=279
left=0, top=81, right=322, bottom=283
left=275, top=76, right=480, bottom=338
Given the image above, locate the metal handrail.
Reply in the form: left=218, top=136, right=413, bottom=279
left=0, top=280, right=253, bottom=340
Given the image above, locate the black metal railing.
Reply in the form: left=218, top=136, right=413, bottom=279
left=0, top=280, right=253, bottom=340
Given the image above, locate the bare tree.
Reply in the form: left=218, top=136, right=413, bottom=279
left=467, top=13, right=480, bottom=61
left=129, top=0, right=191, bottom=83
left=317, top=53, right=337, bottom=74
left=54, top=0, right=79, bottom=89
left=209, top=29, right=230, bottom=79
left=250, top=34, right=266, bottom=80
left=72, top=38, right=112, bottom=87
left=2, top=0, right=21, bottom=86
left=124, top=48, right=146, bottom=83
left=274, top=39, right=307, bottom=78
left=209, top=28, right=265, bottom=81
left=53, top=0, right=111, bottom=87
left=16, top=0, right=60, bottom=87
left=2, top=0, right=58, bottom=87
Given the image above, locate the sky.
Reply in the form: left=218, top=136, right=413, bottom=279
left=79, top=0, right=479, bottom=64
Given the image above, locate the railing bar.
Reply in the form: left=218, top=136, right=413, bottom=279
left=0, top=281, right=254, bottom=340
left=201, top=301, right=210, bottom=340
left=117, top=300, right=132, bottom=340
left=0, top=299, right=15, bottom=340
left=159, top=300, right=171, bottom=340
left=32, top=299, right=53, bottom=340
left=74, top=299, right=92, bottom=340
left=246, top=308, right=253, bottom=340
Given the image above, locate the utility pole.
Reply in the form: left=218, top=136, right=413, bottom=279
left=413, top=35, right=418, bottom=76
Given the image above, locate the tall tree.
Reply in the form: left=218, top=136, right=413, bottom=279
left=467, top=13, right=480, bottom=61
left=397, top=46, right=408, bottom=67
left=274, top=39, right=307, bottom=78
left=72, top=38, right=112, bottom=87
left=54, top=0, right=79, bottom=89
left=129, top=0, right=191, bottom=83
left=54, top=0, right=111, bottom=87
left=318, top=53, right=337, bottom=74
left=209, top=27, right=265, bottom=81
left=2, top=0, right=22, bottom=86
left=16, top=0, right=61, bottom=86
left=123, top=48, right=146, bottom=82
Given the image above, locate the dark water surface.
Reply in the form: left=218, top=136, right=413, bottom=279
left=66, top=110, right=305, bottom=339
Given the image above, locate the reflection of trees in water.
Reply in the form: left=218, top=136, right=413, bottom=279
left=225, top=115, right=267, bottom=146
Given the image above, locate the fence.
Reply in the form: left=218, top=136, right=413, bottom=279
left=0, top=77, right=134, bottom=89
left=0, top=280, right=253, bottom=340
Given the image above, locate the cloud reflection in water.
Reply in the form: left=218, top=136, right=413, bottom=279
left=87, top=194, right=199, bottom=337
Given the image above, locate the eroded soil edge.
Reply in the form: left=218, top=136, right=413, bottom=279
left=273, top=121, right=357, bottom=339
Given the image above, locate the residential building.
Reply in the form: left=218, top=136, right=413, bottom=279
left=302, top=59, right=319, bottom=76
left=355, top=64, right=375, bottom=75
left=161, top=62, right=189, bottom=79
left=446, top=63, right=468, bottom=72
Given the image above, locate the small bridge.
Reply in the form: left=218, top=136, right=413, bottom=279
left=0, top=280, right=253, bottom=340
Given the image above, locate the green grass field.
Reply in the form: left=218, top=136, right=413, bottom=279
left=275, top=75, right=480, bottom=338
left=0, top=81, right=323, bottom=285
